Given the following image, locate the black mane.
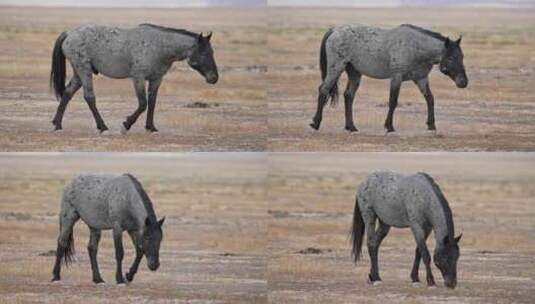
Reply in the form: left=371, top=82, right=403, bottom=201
left=418, top=172, right=455, bottom=239
left=401, top=24, right=447, bottom=42
left=140, top=23, right=198, bottom=38
left=124, top=173, right=157, bottom=223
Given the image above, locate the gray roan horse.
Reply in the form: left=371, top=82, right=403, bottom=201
left=351, top=171, right=462, bottom=289
left=311, top=24, right=468, bottom=133
left=50, top=23, right=219, bottom=133
left=51, top=174, right=165, bottom=285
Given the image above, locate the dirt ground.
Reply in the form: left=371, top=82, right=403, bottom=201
left=268, top=153, right=535, bottom=303
left=267, top=8, right=535, bottom=151
left=0, top=153, right=267, bottom=303
left=0, top=7, right=267, bottom=151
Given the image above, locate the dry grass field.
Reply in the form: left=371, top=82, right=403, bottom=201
left=267, top=8, right=535, bottom=151
left=0, top=153, right=267, bottom=303
left=268, top=153, right=535, bottom=303
left=0, top=7, right=267, bottom=151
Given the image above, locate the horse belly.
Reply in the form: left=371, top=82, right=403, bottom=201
left=91, top=55, right=131, bottom=79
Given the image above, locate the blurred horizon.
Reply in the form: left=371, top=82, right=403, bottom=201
left=0, top=0, right=533, bottom=7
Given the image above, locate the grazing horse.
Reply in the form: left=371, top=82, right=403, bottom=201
left=311, top=24, right=468, bottom=133
left=351, top=171, right=462, bottom=289
left=51, top=174, right=165, bottom=285
left=50, top=23, right=219, bottom=133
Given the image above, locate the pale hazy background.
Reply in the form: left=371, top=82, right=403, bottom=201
left=1, top=0, right=534, bottom=7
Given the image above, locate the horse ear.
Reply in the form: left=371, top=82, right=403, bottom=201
left=444, top=37, right=451, bottom=48
left=158, top=216, right=166, bottom=227
left=455, top=233, right=462, bottom=243
left=456, top=35, right=462, bottom=46
left=197, top=33, right=203, bottom=43
left=206, top=31, right=212, bottom=41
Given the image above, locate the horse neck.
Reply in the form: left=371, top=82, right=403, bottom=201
left=426, top=186, right=455, bottom=248
left=419, top=34, right=445, bottom=64
left=162, top=32, right=196, bottom=61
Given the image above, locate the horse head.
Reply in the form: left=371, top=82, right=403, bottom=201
left=188, top=32, right=218, bottom=84
left=433, top=234, right=462, bottom=289
left=143, top=216, right=165, bottom=271
left=440, top=36, right=468, bottom=88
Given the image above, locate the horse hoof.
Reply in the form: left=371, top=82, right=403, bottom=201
left=51, top=280, right=61, bottom=284
left=411, top=282, right=422, bottom=288
left=385, top=131, right=397, bottom=136
left=428, top=285, right=437, bottom=289
left=52, top=128, right=62, bottom=133
left=145, top=129, right=158, bottom=134
left=309, top=123, right=319, bottom=131
left=367, top=279, right=382, bottom=286
left=100, top=130, right=111, bottom=136
left=117, top=283, right=127, bottom=287
left=95, top=282, right=106, bottom=286
left=426, top=129, right=437, bottom=136
left=120, top=125, right=128, bottom=135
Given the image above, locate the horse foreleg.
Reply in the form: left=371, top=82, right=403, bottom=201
left=343, top=64, right=361, bottom=132
left=112, top=227, right=126, bottom=285
left=126, top=230, right=143, bottom=282
left=52, top=75, right=82, bottom=131
left=384, top=75, right=402, bottom=133
left=123, top=78, right=147, bottom=132
left=88, top=228, right=104, bottom=284
left=145, top=78, right=162, bottom=132
left=410, top=224, right=431, bottom=284
left=414, top=77, right=436, bottom=131
left=410, top=224, right=436, bottom=287
left=80, top=72, right=108, bottom=133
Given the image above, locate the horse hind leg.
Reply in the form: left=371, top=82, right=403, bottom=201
left=52, top=74, right=82, bottom=131
left=88, top=228, right=104, bottom=284
left=51, top=204, right=80, bottom=282
left=310, top=62, right=345, bottom=130
left=343, top=64, right=361, bottom=132
left=367, top=220, right=391, bottom=284
left=77, top=69, right=108, bottom=133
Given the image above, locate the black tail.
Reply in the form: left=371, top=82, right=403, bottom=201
left=50, top=32, right=68, bottom=101
left=319, top=28, right=339, bottom=106
left=351, top=196, right=365, bottom=264
left=58, top=221, right=75, bottom=266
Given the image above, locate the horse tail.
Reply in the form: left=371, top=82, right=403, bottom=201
left=50, top=31, right=68, bottom=102
left=319, top=28, right=339, bottom=106
left=351, top=195, right=365, bottom=264
left=61, top=221, right=75, bottom=266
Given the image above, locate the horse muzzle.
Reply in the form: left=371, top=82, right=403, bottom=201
left=444, top=277, right=457, bottom=289
left=206, top=73, right=218, bottom=84
left=455, top=76, right=468, bottom=88
left=148, top=262, right=160, bottom=271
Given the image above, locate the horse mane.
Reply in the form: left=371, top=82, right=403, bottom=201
left=401, top=24, right=447, bottom=42
left=417, top=172, right=455, bottom=239
left=139, top=23, right=199, bottom=38
left=124, top=174, right=157, bottom=224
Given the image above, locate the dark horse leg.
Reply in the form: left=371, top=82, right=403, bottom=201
left=88, top=228, right=104, bottom=284
left=410, top=223, right=432, bottom=284
left=79, top=71, right=108, bottom=133
left=367, top=220, right=391, bottom=284
left=122, top=78, right=147, bottom=132
left=310, top=62, right=345, bottom=130
left=343, top=64, right=362, bottom=132
left=112, top=225, right=126, bottom=285
left=145, top=78, right=163, bottom=132
left=126, top=230, right=144, bottom=282
left=384, top=74, right=402, bottom=133
left=52, top=74, right=82, bottom=130
left=51, top=206, right=79, bottom=282
left=414, top=77, right=436, bottom=131
left=410, top=223, right=436, bottom=287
